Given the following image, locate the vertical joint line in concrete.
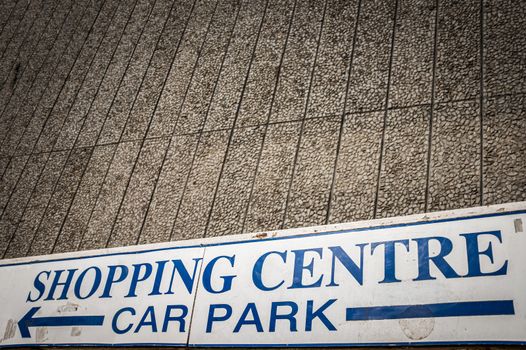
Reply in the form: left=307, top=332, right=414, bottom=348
left=0, top=0, right=48, bottom=92
left=0, top=0, right=76, bottom=143
left=14, top=0, right=117, bottom=159
left=116, top=0, right=191, bottom=146
left=135, top=0, right=201, bottom=246
left=1, top=159, right=32, bottom=258
left=0, top=1, right=85, bottom=258
left=281, top=0, right=328, bottom=230
left=0, top=0, right=76, bottom=153
left=424, top=0, right=439, bottom=213
left=165, top=0, right=219, bottom=143
left=57, top=0, right=140, bottom=253
left=77, top=0, right=159, bottom=251
left=166, top=0, right=242, bottom=243
left=50, top=1, right=125, bottom=254
left=326, top=0, right=362, bottom=225
left=115, top=0, right=216, bottom=247
left=140, top=0, right=210, bottom=244
left=132, top=0, right=218, bottom=245
left=373, top=0, right=399, bottom=219
left=0, top=0, right=31, bottom=62
left=93, top=0, right=157, bottom=152
left=0, top=154, right=47, bottom=260
left=24, top=0, right=108, bottom=257
left=241, top=0, right=298, bottom=234
left=0, top=155, right=13, bottom=180
left=479, top=0, right=485, bottom=206
left=0, top=0, right=21, bottom=40
left=0, top=0, right=61, bottom=139
left=203, top=0, right=270, bottom=238
left=104, top=0, right=184, bottom=249
left=0, top=153, right=30, bottom=217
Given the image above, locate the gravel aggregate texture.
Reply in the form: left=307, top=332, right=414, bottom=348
left=0, top=3, right=524, bottom=333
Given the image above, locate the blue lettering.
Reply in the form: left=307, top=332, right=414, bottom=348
left=306, top=299, right=337, bottom=331
left=44, top=269, right=77, bottom=300
left=413, top=236, right=461, bottom=281
left=126, top=263, right=153, bottom=298
left=234, top=303, right=263, bottom=333
left=100, top=265, right=129, bottom=298
left=327, top=245, right=367, bottom=286
left=461, top=231, right=508, bottom=277
left=74, top=266, right=101, bottom=299
left=166, top=258, right=202, bottom=295
left=27, top=271, right=50, bottom=302
left=202, top=256, right=236, bottom=294
left=149, top=260, right=168, bottom=296
left=288, top=248, right=323, bottom=289
left=252, top=251, right=287, bottom=291
left=134, top=306, right=157, bottom=333
left=112, top=307, right=135, bottom=334
left=371, top=239, right=410, bottom=283
left=269, top=301, right=298, bottom=332
left=162, top=305, right=188, bottom=332
left=206, top=304, right=232, bottom=333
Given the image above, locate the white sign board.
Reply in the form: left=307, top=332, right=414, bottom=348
left=0, top=203, right=525, bottom=347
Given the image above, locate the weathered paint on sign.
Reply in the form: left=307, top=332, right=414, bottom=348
left=0, top=202, right=525, bottom=347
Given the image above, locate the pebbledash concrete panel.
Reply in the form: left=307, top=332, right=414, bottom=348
left=0, top=0, right=525, bottom=348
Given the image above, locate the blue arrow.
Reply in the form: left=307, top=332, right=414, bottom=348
left=18, top=307, right=105, bottom=338
left=346, top=300, right=515, bottom=321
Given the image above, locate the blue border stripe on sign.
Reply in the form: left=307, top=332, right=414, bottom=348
left=2, top=341, right=526, bottom=348
left=188, top=341, right=526, bottom=347
left=0, top=209, right=524, bottom=269
left=0, top=343, right=187, bottom=348
left=346, top=300, right=515, bottom=321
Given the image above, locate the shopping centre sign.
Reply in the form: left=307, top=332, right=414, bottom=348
left=0, top=202, right=525, bottom=347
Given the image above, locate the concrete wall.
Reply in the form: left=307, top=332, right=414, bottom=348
left=0, top=0, right=524, bottom=346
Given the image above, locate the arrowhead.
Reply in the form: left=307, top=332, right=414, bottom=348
left=18, top=307, right=40, bottom=338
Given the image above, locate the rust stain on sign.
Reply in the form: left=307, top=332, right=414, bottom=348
left=254, top=232, right=268, bottom=239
